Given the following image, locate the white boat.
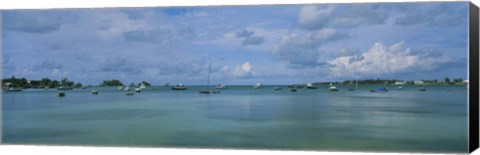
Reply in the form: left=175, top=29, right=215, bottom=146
left=215, top=84, right=226, bottom=89
left=329, top=85, right=339, bottom=92
left=124, top=86, right=131, bottom=91
left=171, top=84, right=188, bottom=90
left=135, top=88, right=141, bottom=92
left=91, top=90, right=98, bottom=95
left=172, top=72, right=188, bottom=91
left=397, top=86, right=404, bottom=90
left=419, top=87, right=426, bottom=91
left=306, top=83, right=317, bottom=89
left=117, top=86, right=123, bottom=90
left=139, top=83, right=147, bottom=90
left=253, top=83, right=263, bottom=89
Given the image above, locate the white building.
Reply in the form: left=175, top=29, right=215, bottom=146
left=414, top=81, right=424, bottom=85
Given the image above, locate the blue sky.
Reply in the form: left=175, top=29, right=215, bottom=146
left=1, top=2, right=469, bottom=85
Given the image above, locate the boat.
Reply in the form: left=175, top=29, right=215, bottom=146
left=397, top=86, right=404, bottom=90
left=199, top=63, right=220, bottom=94
left=290, top=87, right=298, bottom=92
left=347, top=80, right=358, bottom=91
left=124, top=86, right=131, bottom=91
left=135, top=88, right=141, bottom=93
left=253, top=83, right=263, bottom=89
left=419, top=87, right=426, bottom=91
left=329, top=85, right=339, bottom=92
left=4, top=87, right=22, bottom=92
left=57, top=91, right=65, bottom=97
left=215, top=84, right=227, bottom=89
left=139, top=83, right=147, bottom=90
left=272, top=87, right=282, bottom=91
left=117, top=86, right=123, bottom=90
left=305, top=83, right=317, bottom=89
left=125, top=92, right=134, bottom=96
left=171, top=84, right=188, bottom=90
left=372, top=87, right=388, bottom=93
left=57, top=86, right=73, bottom=90
left=91, top=90, right=99, bottom=95
left=172, top=72, right=188, bottom=90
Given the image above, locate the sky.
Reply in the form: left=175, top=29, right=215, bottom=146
left=1, top=2, right=469, bottom=85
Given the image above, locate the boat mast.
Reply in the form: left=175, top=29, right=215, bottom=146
left=207, top=62, right=212, bottom=90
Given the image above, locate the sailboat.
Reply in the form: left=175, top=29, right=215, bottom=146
left=172, top=72, right=188, bottom=90
left=199, top=63, right=220, bottom=94
left=348, top=80, right=358, bottom=91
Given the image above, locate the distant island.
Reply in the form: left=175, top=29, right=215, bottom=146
left=1, top=76, right=467, bottom=89
left=1, top=76, right=151, bottom=89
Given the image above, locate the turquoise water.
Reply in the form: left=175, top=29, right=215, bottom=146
left=2, top=85, right=468, bottom=153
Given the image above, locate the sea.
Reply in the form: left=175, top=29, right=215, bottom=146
left=1, top=84, right=469, bottom=153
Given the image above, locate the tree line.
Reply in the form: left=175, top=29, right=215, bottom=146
left=2, top=76, right=82, bottom=89
left=1, top=76, right=151, bottom=89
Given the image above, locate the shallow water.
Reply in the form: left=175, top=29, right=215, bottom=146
left=2, top=85, right=468, bottom=153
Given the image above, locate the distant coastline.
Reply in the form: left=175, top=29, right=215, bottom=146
left=1, top=76, right=467, bottom=90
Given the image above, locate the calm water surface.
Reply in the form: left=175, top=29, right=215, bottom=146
left=2, top=85, right=468, bottom=153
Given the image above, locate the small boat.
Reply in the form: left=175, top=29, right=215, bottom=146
left=117, top=86, right=123, bottom=90
left=272, top=87, right=282, bottom=91
left=199, top=63, right=220, bottom=94
left=305, top=83, right=317, bottom=89
left=124, top=86, right=131, bottom=91
left=57, top=86, right=73, bottom=90
left=4, top=87, right=22, bottom=92
left=139, top=83, right=147, bottom=90
left=347, top=88, right=355, bottom=91
left=135, top=88, right=141, bottom=93
left=373, top=87, right=388, bottom=93
left=91, top=90, right=99, bottom=95
left=253, top=83, right=263, bottom=89
left=397, top=86, right=404, bottom=90
left=215, top=84, right=226, bottom=89
left=419, top=87, right=426, bottom=91
left=57, top=91, right=65, bottom=97
left=329, top=85, right=339, bottom=92
left=172, top=84, right=188, bottom=90
left=125, top=92, right=134, bottom=96
left=290, top=88, right=298, bottom=92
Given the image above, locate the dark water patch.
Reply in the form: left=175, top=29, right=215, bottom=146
left=2, top=128, right=86, bottom=143
left=36, top=109, right=169, bottom=121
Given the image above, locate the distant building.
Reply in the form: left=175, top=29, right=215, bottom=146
left=414, top=81, right=424, bottom=85
left=394, top=81, right=405, bottom=85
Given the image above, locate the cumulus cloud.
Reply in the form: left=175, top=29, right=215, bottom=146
left=272, top=28, right=348, bottom=68
left=235, top=30, right=265, bottom=46
left=299, top=4, right=388, bottom=30
left=233, top=62, right=254, bottom=77
left=327, top=41, right=452, bottom=77
left=3, top=11, right=62, bottom=33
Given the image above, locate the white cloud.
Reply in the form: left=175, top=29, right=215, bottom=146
left=327, top=41, right=452, bottom=77
left=233, top=61, right=254, bottom=78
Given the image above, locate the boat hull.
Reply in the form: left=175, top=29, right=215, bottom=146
left=172, top=87, right=188, bottom=90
